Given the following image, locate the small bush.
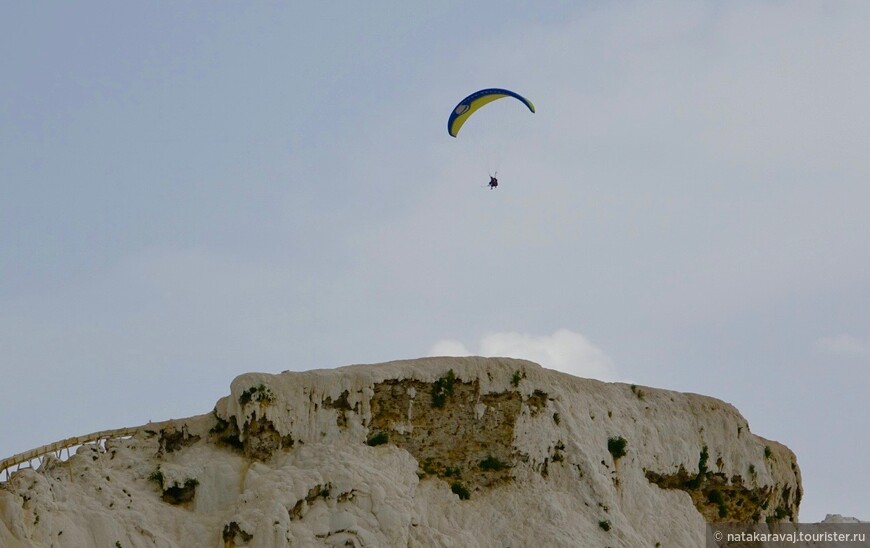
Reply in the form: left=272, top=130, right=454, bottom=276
left=607, top=436, right=627, bottom=459
left=479, top=455, right=507, bottom=471
left=598, top=520, right=611, bottom=532
left=511, top=370, right=524, bottom=387
left=239, top=384, right=275, bottom=406
left=764, top=445, right=772, bottom=459
left=630, top=384, right=645, bottom=400
left=444, top=466, right=461, bottom=478
left=707, top=489, right=724, bottom=505
left=367, top=431, right=389, bottom=446
left=431, top=369, right=457, bottom=408
left=148, top=466, right=164, bottom=488
left=451, top=482, right=470, bottom=500
left=553, top=412, right=561, bottom=425
left=698, top=445, right=709, bottom=475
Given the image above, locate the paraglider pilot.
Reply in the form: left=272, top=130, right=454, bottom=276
left=488, top=175, right=498, bottom=189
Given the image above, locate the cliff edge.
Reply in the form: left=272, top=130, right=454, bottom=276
left=0, top=357, right=801, bottom=547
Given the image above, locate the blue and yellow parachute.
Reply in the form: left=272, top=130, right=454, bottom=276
left=448, top=88, right=535, bottom=137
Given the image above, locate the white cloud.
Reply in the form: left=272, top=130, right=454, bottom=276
left=428, top=339, right=471, bottom=357
left=428, top=328, right=617, bottom=381
left=814, top=334, right=870, bottom=360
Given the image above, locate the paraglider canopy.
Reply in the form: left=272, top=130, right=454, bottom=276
left=448, top=88, right=535, bottom=137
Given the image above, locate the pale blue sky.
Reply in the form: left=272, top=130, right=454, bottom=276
left=2, top=1, right=869, bottom=521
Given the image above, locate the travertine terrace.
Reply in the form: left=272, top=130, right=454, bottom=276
left=0, top=357, right=801, bottom=547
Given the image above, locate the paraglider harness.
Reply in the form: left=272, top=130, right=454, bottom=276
left=488, top=174, right=498, bottom=189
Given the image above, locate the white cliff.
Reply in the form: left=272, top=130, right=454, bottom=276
left=0, top=357, right=802, bottom=547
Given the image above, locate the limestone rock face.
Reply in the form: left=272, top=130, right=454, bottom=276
left=0, top=357, right=802, bottom=547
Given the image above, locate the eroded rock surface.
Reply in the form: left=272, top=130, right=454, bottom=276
left=0, top=357, right=802, bottom=547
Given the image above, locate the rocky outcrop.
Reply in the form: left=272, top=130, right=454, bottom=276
left=0, top=357, right=802, bottom=547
